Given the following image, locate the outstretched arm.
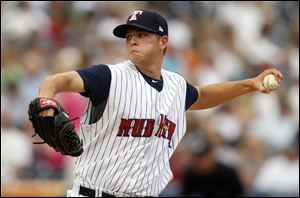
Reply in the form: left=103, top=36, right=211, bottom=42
left=189, top=69, right=283, bottom=110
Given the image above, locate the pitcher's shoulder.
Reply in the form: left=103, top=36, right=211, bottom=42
left=162, top=69, right=186, bottom=81
left=107, top=60, right=136, bottom=72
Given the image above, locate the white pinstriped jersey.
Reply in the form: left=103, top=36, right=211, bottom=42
left=68, top=60, right=187, bottom=196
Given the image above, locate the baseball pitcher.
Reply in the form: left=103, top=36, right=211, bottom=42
left=28, top=10, right=283, bottom=197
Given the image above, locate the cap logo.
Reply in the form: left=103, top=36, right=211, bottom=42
left=129, top=10, right=143, bottom=21
left=159, top=26, right=164, bottom=32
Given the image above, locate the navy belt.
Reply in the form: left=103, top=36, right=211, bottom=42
left=79, top=185, right=153, bottom=197
left=79, top=185, right=114, bottom=197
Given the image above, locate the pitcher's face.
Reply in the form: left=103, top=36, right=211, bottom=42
left=126, top=28, right=167, bottom=65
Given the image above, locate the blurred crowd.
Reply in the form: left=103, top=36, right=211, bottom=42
left=1, top=1, right=299, bottom=197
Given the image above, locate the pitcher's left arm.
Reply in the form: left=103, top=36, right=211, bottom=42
left=189, top=69, right=283, bottom=110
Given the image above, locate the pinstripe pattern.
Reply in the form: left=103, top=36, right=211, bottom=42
left=69, top=60, right=188, bottom=196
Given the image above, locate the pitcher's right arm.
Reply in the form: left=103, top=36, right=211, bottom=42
left=38, top=71, right=85, bottom=116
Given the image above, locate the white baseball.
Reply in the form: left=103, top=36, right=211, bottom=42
left=263, top=74, right=279, bottom=89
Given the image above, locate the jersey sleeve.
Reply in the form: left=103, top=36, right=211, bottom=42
left=76, top=64, right=111, bottom=106
left=185, top=81, right=199, bottom=110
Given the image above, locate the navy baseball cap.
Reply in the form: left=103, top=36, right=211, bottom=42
left=113, top=10, right=168, bottom=38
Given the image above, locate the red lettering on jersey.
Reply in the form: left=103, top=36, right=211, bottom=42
left=117, top=119, right=133, bottom=137
left=155, top=114, right=166, bottom=137
left=143, top=119, right=155, bottom=137
left=132, top=119, right=145, bottom=137
left=117, top=116, right=175, bottom=147
left=155, top=114, right=176, bottom=148
left=167, top=122, right=176, bottom=148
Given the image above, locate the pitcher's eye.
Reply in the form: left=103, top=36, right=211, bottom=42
left=138, top=33, right=145, bottom=38
left=126, top=35, right=132, bottom=40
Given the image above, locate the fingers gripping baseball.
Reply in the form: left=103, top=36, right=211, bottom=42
left=254, top=69, right=283, bottom=94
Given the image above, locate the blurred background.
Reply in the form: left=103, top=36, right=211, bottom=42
left=1, top=1, right=299, bottom=197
